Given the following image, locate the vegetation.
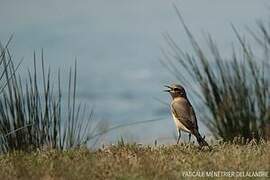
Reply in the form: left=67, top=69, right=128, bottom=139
left=0, top=5, right=269, bottom=180
left=0, top=142, right=269, bottom=179
left=163, top=7, right=270, bottom=141
left=0, top=39, right=96, bottom=153
left=0, top=39, right=165, bottom=154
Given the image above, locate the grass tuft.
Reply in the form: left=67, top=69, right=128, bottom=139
left=163, top=7, right=270, bottom=142
left=0, top=41, right=96, bottom=153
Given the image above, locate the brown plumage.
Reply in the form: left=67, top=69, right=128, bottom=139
left=164, top=84, right=209, bottom=147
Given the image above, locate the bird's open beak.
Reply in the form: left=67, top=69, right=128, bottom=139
left=163, top=85, right=172, bottom=92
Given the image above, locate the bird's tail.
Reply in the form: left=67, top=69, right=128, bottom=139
left=194, top=131, right=210, bottom=148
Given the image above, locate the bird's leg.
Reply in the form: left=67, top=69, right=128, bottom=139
left=176, top=129, right=181, bottom=144
left=188, top=133, right=191, bottom=143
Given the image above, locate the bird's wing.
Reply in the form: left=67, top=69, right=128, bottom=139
left=171, top=99, right=198, bottom=133
left=189, top=102, right=199, bottom=130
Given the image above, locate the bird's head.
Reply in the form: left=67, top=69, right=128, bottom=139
left=164, top=84, right=187, bottom=99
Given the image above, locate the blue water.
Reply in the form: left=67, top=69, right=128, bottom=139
left=0, top=0, right=268, bottom=145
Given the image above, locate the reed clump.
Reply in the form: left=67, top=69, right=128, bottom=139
left=163, top=8, right=270, bottom=142
left=0, top=40, right=96, bottom=153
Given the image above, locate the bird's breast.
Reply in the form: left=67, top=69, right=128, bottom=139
left=172, top=113, right=191, bottom=133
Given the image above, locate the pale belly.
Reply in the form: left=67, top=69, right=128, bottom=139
left=172, top=114, right=191, bottom=133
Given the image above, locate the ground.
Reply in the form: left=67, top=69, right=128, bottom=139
left=0, top=142, right=269, bottom=180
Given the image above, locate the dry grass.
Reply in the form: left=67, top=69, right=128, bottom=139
left=0, top=142, right=269, bottom=180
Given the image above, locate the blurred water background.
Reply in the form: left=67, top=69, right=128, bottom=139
left=0, top=0, right=268, bottom=145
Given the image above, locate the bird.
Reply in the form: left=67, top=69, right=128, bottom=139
left=164, top=84, right=209, bottom=147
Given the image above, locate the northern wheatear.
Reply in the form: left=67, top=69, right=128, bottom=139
left=164, top=84, right=209, bottom=147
